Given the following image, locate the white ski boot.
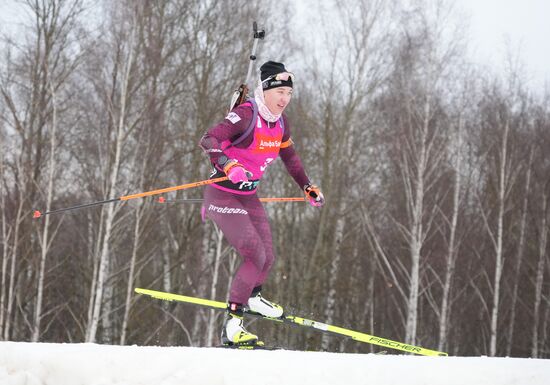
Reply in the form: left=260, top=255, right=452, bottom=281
left=221, top=312, right=259, bottom=346
left=247, top=292, right=284, bottom=318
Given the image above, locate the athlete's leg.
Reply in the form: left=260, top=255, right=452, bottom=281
left=203, top=186, right=266, bottom=305
left=246, top=198, right=275, bottom=287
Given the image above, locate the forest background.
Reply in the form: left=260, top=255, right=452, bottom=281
left=1, top=0, right=549, bottom=358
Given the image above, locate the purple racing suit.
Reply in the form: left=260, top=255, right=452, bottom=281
left=199, top=102, right=310, bottom=304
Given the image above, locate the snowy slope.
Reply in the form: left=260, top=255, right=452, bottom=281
left=0, top=342, right=549, bottom=385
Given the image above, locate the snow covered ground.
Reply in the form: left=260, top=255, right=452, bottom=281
left=1, top=342, right=549, bottom=385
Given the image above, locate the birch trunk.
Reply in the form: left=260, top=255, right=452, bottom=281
left=3, top=190, right=24, bottom=340
left=119, top=136, right=150, bottom=345
left=541, top=299, right=550, bottom=354
left=506, top=148, right=533, bottom=356
left=85, top=26, right=136, bottom=343
left=120, top=201, right=144, bottom=345
left=206, top=226, right=224, bottom=346
left=162, top=249, right=172, bottom=294
left=405, top=96, right=429, bottom=346
left=438, top=116, right=463, bottom=351
left=321, top=214, right=345, bottom=350
left=86, top=180, right=118, bottom=342
left=160, top=249, right=172, bottom=343
left=86, top=209, right=104, bottom=338
left=191, top=222, right=213, bottom=346
left=32, top=80, right=58, bottom=342
left=489, top=119, right=509, bottom=357
left=101, top=279, right=115, bottom=342
left=0, top=139, right=9, bottom=338
left=531, top=192, right=547, bottom=357
left=364, top=235, right=377, bottom=353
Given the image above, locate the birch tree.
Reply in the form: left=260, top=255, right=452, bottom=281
left=27, top=0, right=84, bottom=342
left=530, top=103, right=550, bottom=357
left=0, top=99, right=8, bottom=339
left=475, top=85, right=524, bottom=356
left=0, top=0, right=82, bottom=341
left=286, top=0, right=389, bottom=350
left=0, top=26, right=35, bottom=342
left=383, top=1, right=464, bottom=345
left=436, top=113, right=464, bottom=351
left=436, top=71, right=476, bottom=351
left=84, top=3, right=141, bottom=343
left=118, top=0, right=196, bottom=346
left=505, top=146, right=533, bottom=355
left=531, top=189, right=547, bottom=357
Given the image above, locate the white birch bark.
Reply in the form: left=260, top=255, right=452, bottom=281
left=404, top=95, right=430, bottom=346
left=321, top=214, right=345, bottom=350
left=191, top=222, right=213, bottom=347
left=162, top=251, right=172, bottom=293
left=206, top=226, right=224, bottom=346
left=541, top=299, right=550, bottom=354
left=438, top=115, right=463, bottom=351
left=85, top=25, right=136, bottom=343
left=86, top=169, right=119, bottom=342
left=120, top=200, right=145, bottom=345
left=86, top=209, right=104, bottom=337
left=101, top=278, right=114, bottom=342
left=32, top=80, right=58, bottom=342
left=3, top=187, right=24, bottom=340
left=119, top=127, right=151, bottom=345
left=321, top=107, right=355, bottom=350
left=489, top=119, right=510, bottom=357
left=0, top=134, right=9, bottom=338
left=363, top=233, right=377, bottom=353
left=506, top=148, right=533, bottom=356
left=531, top=192, right=547, bottom=357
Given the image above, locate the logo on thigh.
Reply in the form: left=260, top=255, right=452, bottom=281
left=208, top=204, right=248, bottom=215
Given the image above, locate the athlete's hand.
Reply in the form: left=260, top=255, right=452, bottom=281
left=304, top=184, right=325, bottom=207
left=224, top=160, right=249, bottom=183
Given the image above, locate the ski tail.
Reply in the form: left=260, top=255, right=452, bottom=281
left=134, top=288, right=226, bottom=310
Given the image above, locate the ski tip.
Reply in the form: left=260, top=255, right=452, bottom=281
left=158, top=197, right=165, bottom=203
left=33, top=210, right=42, bottom=219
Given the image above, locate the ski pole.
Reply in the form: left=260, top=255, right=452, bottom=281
left=157, top=197, right=306, bottom=204
left=33, top=176, right=229, bottom=219
left=258, top=197, right=305, bottom=203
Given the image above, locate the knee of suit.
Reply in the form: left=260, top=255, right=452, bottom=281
left=240, top=248, right=267, bottom=272
left=252, top=250, right=267, bottom=271
left=236, top=238, right=265, bottom=262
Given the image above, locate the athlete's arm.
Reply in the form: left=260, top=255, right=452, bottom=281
left=199, top=104, right=252, bottom=171
left=279, top=116, right=311, bottom=188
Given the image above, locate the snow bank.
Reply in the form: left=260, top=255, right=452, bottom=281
left=1, top=342, right=549, bottom=385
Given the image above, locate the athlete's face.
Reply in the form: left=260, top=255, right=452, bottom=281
left=263, top=86, right=293, bottom=115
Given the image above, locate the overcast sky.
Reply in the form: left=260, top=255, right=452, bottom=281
left=459, top=0, right=550, bottom=91
left=1, top=0, right=549, bottom=92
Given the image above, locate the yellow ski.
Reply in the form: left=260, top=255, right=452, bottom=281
left=134, top=287, right=448, bottom=357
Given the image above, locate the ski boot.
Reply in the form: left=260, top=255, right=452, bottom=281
left=221, top=303, right=262, bottom=347
left=247, top=286, right=284, bottom=318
